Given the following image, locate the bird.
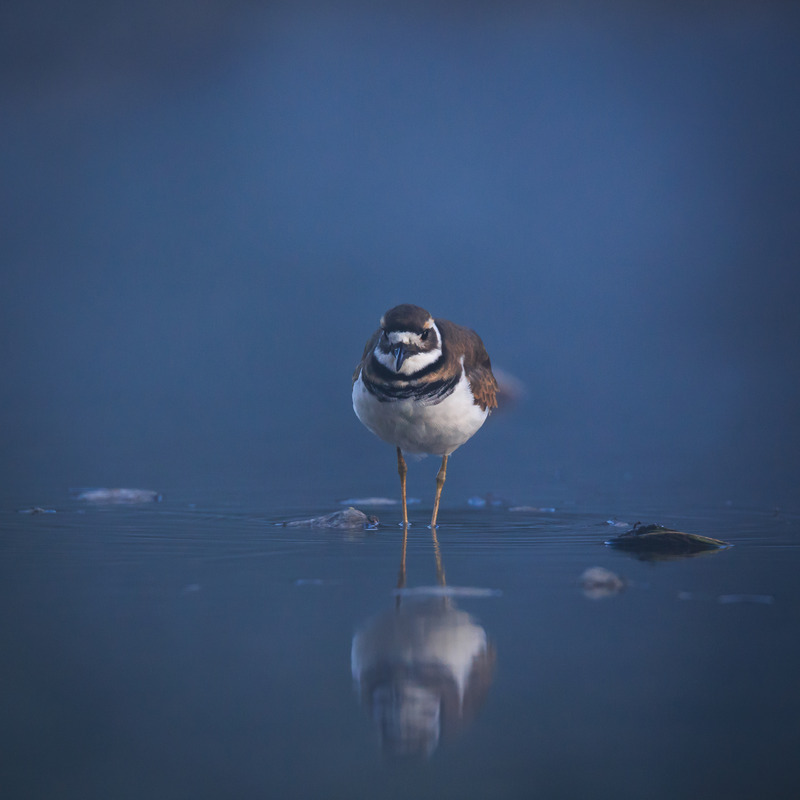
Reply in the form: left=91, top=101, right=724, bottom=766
left=352, top=304, right=497, bottom=529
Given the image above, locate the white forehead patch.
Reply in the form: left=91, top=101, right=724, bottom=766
left=384, top=319, right=439, bottom=347
left=388, top=331, right=422, bottom=347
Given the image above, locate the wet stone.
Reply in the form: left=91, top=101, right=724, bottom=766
left=280, top=507, right=379, bottom=530
left=72, top=488, right=162, bottom=504
left=605, top=522, right=730, bottom=554
left=339, top=496, right=421, bottom=507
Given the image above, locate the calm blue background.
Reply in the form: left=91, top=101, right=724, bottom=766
left=3, top=1, right=799, bottom=510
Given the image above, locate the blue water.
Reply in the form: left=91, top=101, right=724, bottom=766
left=3, top=496, right=798, bottom=799
left=3, top=4, right=800, bottom=797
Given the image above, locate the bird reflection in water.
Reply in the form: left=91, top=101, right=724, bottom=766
left=351, top=523, right=496, bottom=758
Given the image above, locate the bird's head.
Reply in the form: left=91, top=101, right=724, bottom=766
left=375, top=304, right=442, bottom=375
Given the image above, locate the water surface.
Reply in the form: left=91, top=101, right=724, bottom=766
left=3, top=497, right=798, bottom=799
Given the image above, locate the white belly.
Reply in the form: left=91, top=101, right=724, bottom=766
left=352, top=369, right=489, bottom=456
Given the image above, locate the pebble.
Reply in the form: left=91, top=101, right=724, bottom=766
left=280, top=507, right=379, bottom=530
left=73, top=488, right=162, bottom=503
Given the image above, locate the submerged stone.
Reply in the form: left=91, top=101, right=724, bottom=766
left=605, top=522, right=730, bottom=555
left=17, top=507, right=57, bottom=514
left=338, top=496, right=421, bottom=506
left=72, top=488, right=162, bottom=503
left=281, top=507, right=379, bottom=530
left=339, top=497, right=399, bottom=506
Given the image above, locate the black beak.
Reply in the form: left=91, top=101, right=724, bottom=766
left=392, top=344, right=407, bottom=371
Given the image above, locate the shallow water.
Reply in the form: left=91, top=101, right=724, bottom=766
left=2, top=496, right=798, bottom=799
left=3, top=4, right=800, bottom=797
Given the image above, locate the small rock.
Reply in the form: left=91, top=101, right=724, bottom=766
left=580, top=566, right=626, bottom=600
left=605, top=522, right=730, bottom=555
left=17, top=507, right=56, bottom=514
left=340, top=497, right=398, bottom=506
left=338, top=497, right=420, bottom=506
left=281, top=507, right=379, bottom=530
left=72, top=488, right=162, bottom=504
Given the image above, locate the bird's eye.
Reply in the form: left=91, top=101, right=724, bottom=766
left=421, top=329, right=430, bottom=342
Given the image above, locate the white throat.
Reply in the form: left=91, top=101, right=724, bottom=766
left=374, top=322, right=443, bottom=376
left=374, top=346, right=442, bottom=376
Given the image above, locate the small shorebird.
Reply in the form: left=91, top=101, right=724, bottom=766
left=352, top=304, right=497, bottom=529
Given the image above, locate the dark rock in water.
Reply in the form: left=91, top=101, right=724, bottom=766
left=72, top=488, right=162, bottom=503
left=605, top=522, right=730, bottom=555
left=281, top=507, right=379, bottom=530
left=17, top=507, right=57, bottom=514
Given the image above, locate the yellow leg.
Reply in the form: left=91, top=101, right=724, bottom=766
left=396, top=448, right=411, bottom=607
left=396, top=446, right=409, bottom=527
left=431, top=524, right=446, bottom=586
left=430, top=454, right=448, bottom=530
left=396, top=520, right=409, bottom=605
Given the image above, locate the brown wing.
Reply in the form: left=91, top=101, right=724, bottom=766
left=469, top=363, right=498, bottom=411
left=435, top=318, right=498, bottom=412
left=353, top=329, right=380, bottom=384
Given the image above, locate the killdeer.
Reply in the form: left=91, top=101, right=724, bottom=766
left=352, top=304, right=497, bottom=529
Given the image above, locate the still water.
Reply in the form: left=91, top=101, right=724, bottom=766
left=2, top=494, right=798, bottom=799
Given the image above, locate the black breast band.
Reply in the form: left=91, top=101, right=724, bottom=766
left=363, top=370, right=460, bottom=404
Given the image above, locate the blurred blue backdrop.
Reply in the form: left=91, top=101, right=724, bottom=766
left=2, top=1, right=799, bottom=510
